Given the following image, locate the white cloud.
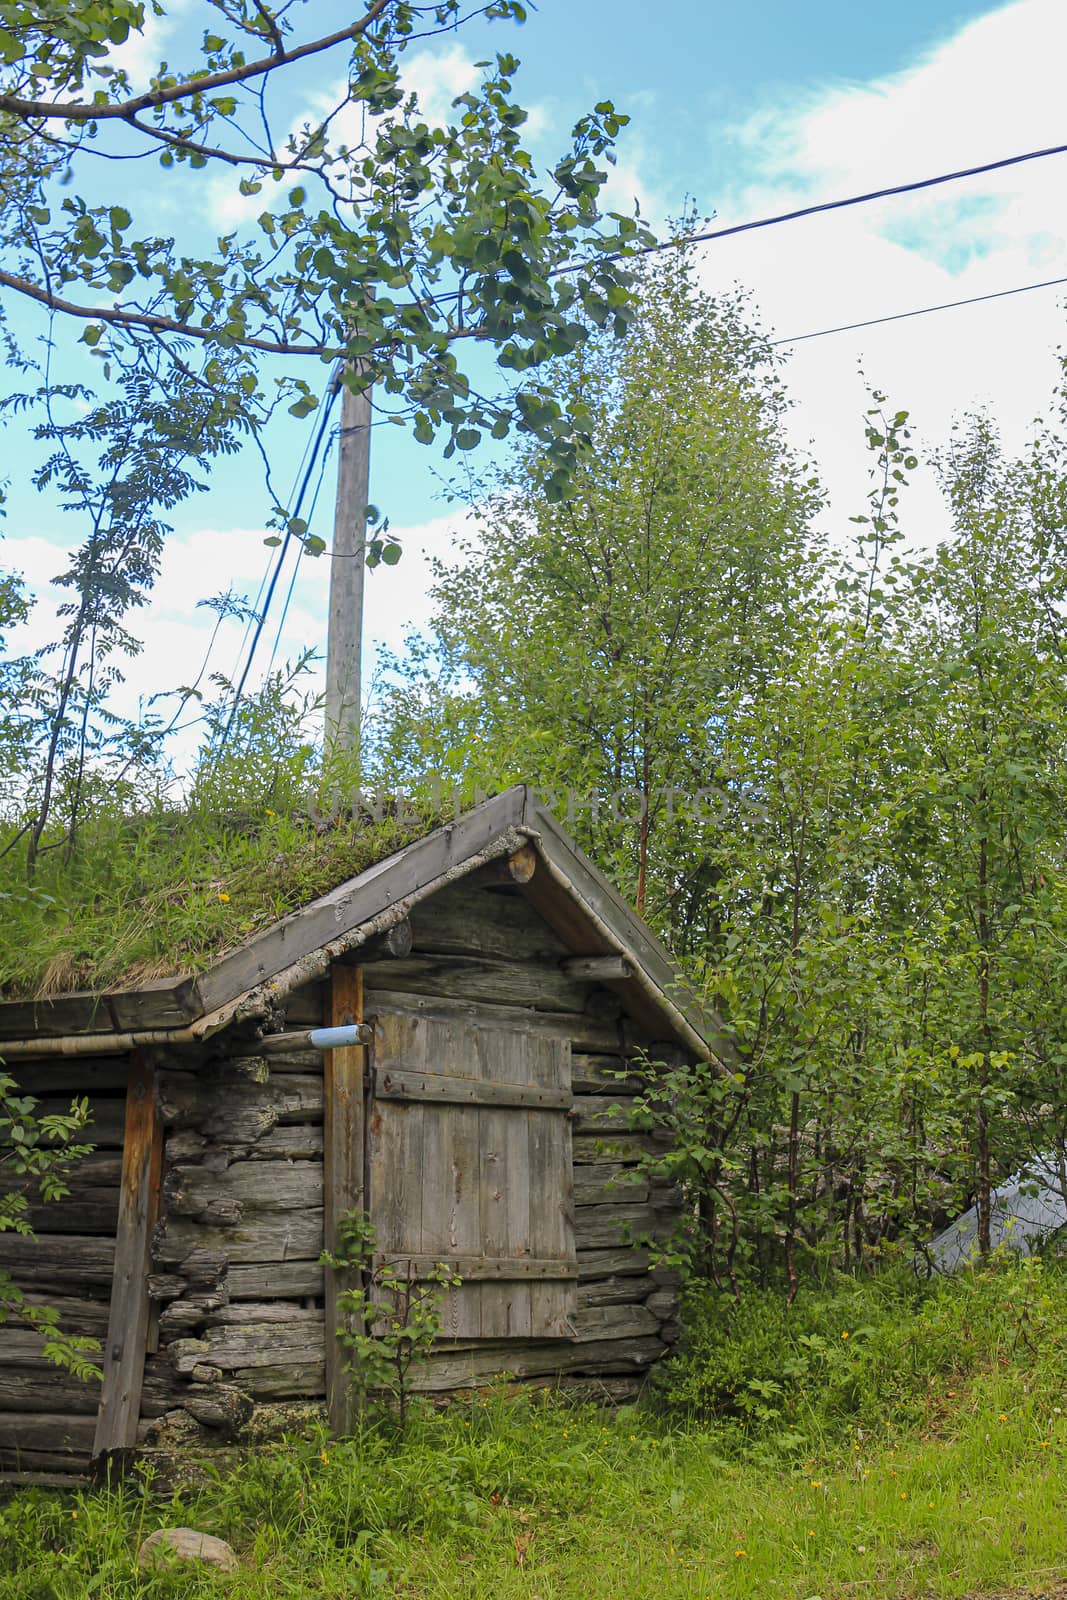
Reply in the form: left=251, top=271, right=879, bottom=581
left=692, top=0, right=1067, bottom=544
left=5, top=512, right=468, bottom=770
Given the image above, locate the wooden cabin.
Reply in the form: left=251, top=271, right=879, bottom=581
left=0, top=787, right=727, bottom=1480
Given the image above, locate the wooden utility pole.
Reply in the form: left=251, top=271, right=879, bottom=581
left=325, top=369, right=372, bottom=757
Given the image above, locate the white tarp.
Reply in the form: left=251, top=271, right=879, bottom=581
left=929, top=1159, right=1067, bottom=1271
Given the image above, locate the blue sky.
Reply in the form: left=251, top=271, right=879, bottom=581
left=6, top=0, right=1066, bottom=750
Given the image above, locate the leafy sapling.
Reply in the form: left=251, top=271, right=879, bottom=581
left=322, top=1209, right=461, bottom=1432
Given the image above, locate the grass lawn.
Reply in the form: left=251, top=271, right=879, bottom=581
left=4, top=1261, right=1067, bottom=1599
left=3, top=1370, right=1067, bottom=1598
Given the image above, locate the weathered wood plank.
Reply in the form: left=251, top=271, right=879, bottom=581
left=408, top=879, right=569, bottom=964
left=225, top=1261, right=324, bottom=1300
left=159, top=1075, right=323, bottom=1140
left=0, top=1369, right=102, bottom=1415
left=152, top=1208, right=324, bottom=1266
left=324, top=964, right=364, bottom=1436
left=25, top=1096, right=127, bottom=1147
left=0, top=994, right=115, bottom=1043
left=375, top=1067, right=570, bottom=1111
left=0, top=1412, right=97, bottom=1457
left=165, top=1160, right=324, bottom=1219
left=561, top=956, right=633, bottom=981
left=570, top=1054, right=645, bottom=1095
left=365, top=993, right=623, bottom=1054
left=576, top=1247, right=654, bottom=1280
left=0, top=1235, right=115, bottom=1290
left=574, top=1203, right=675, bottom=1250
left=11, top=1059, right=130, bottom=1096
left=571, top=1096, right=642, bottom=1134
left=94, top=1053, right=162, bottom=1458
left=408, top=1334, right=665, bottom=1391
left=363, top=952, right=591, bottom=1016
left=376, top=1255, right=578, bottom=1282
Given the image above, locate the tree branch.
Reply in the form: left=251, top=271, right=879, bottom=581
left=0, top=0, right=395, bottom=124
left=0, top=268, right=339, bottom=355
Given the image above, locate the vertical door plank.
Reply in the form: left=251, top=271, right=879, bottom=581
left=324, top=965, right=365, bottom=1436
left=92, top=1051, right=162, bottom=1458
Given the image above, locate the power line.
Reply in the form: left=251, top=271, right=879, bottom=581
left=771, top=272, right=1067, bottom=347
left=264, top=424, right=338, bottom=679
left=594, top=139, right=1067, bottom=273
left=223, top=373, right=342, bottom=740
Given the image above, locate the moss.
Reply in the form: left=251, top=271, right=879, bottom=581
left=0, top=802, right=444, bottom=1001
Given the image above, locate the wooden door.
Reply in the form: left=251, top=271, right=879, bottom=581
left=365, top=1013, right=577, bottom=1340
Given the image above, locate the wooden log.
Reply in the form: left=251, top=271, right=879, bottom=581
left=1, top=1330, right=104, bottom=1368
left=475, top=844, right=538, bottom=886
left=229, top=1361, right=325, bottom=1398
left=25, top=1096, right=127, bottom=1147
left=94, top=1053, right=162, bottom=1458
left=571, top=1095, right=642, bottom=1134
left=0, top=1236, right=115, bottom=1291
left=570, top=1054, right=645, bottom=1095
left=573, top=1166, right=649, bottom=1206
left=408, top=1335, right=665, bottom=1391
left=165, top=1160, right=324, bottom=1219
left=572, top=1132, right=663, bottom=1164
left=202, top=1301, right=323, bottom=1327
left=578, top=1277, right=654, bottom=1309
left=11, top=1059, right=130, bottom=1096
left=10, top=1293, right=112, bottom=1337
left=574, top=1203, right=674, bottom=1250
left=246, top=1126, right=324, bottom=1161
left=361, top=992, right=623, bottom=1054
left=645, top=1288, right=681, bottom=1322
left=225, top=1261, right=324, bottom=1300
left=158, top=1075, right=324, bottom=1141
left=571, top=1302, right=658, bottom=1342
left=0, top=1369, right=102, bottom=1415
left=21, top=1189, right=120, bottom=1235
left=562, top=955, right=633, bottom=981
left=183, top=1384, right=254, bottom=1433
left=576, top=1247, right=654, bottom=1280
left=153, top=1208, right=324, bottom=1266
left=0, top=1412, right=96, bottom=1456
left=171, top=1319, right=326, bottom=1375
left=408, top=879, right=568, bottom=963
left=0, top=1450, right=90, bottom=1475
left=363, top=954, right=589, bottom=1016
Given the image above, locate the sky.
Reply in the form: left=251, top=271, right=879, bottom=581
left=5, top=0, right=1067, bottom=759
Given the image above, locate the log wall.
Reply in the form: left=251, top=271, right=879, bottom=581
left=3, top=868, right=685, bottom=1469
left=0, top=1057, right=127, bottom=1478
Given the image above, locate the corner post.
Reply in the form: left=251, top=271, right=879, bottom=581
left=324, top=965, right=365, bottom=1435
left=92, top=1049, right=162, bottom=1459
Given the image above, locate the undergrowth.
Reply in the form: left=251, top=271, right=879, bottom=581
left=4, top=1258, right=1067, bottom=1599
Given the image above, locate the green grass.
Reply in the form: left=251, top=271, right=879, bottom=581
left=0, top=802, right=441, bottom=1001
left=5, top=1259, right=1067, bottom=1599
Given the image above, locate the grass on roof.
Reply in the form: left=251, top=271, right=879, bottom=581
left=0, top=796, right=443, bottom=1002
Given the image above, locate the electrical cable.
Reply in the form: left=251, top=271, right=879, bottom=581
left=263, top=423, right=338, bottom=679
left=578, top=139, right=1067, bottom=278
left=222, top=370, right=342, bottom=741
left=770, top=272, right=1067, bottom=346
